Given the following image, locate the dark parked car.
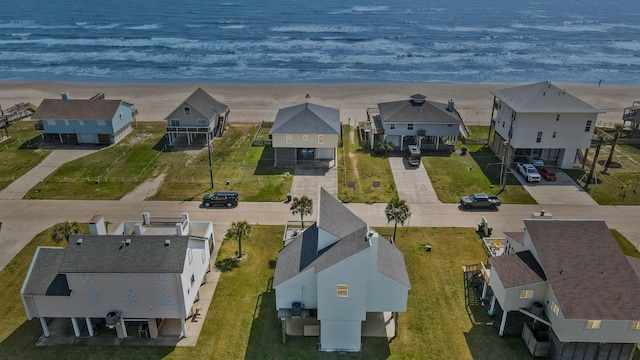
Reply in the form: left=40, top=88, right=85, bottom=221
left=202, top=191, right=239, bottom=208
left=538, top=167, right=556, bottom=181
left=460, top=193, right=501, bottom=210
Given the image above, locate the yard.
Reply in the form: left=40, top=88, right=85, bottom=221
left=566, top=143, right=640, bottom=205
left=338, top=125, right=397, bottom=203
left=0, top=224, right=540, bottom=359
left=0, top=121, right=51, bottom=191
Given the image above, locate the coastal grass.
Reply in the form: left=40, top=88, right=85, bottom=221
left=150, top=124, right=294, bottom=202
left=466, top=125, right=490, bottom=140
left=23, top=122, right=179, bottom=200
left=0, top=121, right=51, bottom=191
left=338, top=125, right=397, bottom=203
left=566, top=143, right=640, bottom=205
left=423, top=144, right=536, bottom=204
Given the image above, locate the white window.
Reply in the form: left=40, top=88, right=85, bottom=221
left=337, top=284, right=348, bottom=297
left=519, top=290, right=533, bottom=299
left=446, top=124, right=454, bottom=127
left=184, top=106, right=191, bottom=116
left=390, top=123, right=395, bottom=130
left=631, top=321, right=640, bottom=330
left=552, top=131, right=556, bottom=138
left=286, top=135, right=292, bottom=144
left=201, top=249, right=206, bottom=264
left=550, top=301, right=560, bottom=316
left=79, top=120, right=84, bottom=126
left=586, top=320, right=601, bottom=329
left=170, top=119, right=180, bottom=126
left=556, top=114, right=560, bottom=121
left=188, top=248, right=193, bottom=265
left=318, top=135, right=324, bottom=144
left=407, top=123, right=414, bottom=130
left=585, top=120, right=592, bottom=132
left=97, top=120, right=106, bottom=126
left=303, top=134, right=308, bottom=141
left=197, top=119, right=207, bottom=125
left=64, top=120, right=69, bottom=126
left=47, top=120, right=56, bottom=126
left=536, top=132, right=542, bottom=143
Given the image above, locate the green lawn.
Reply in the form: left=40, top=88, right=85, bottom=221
left=0, top=121, right=51, bottom=191
left=423, top=144, right=536, bottom=204
left=567, top=143, right=640, bottom=205
left=338, top=125, right=397, bottom=203
left=150, top=124, right=294, bottom=202
left=466, top=126, right=490, bottom=140
left=23, top=122, right=180, bottom=200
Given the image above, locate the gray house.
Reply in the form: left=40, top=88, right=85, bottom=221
left=21, top=212, right=213, bottom=341
left=365, top=94, right=463, bottom=152
left=273, top=188, right=411, bottom=352
left=269, top=103, right=341, bottom=167
left=483, top=219, right=640, bottom=359
left=165, top=88, right=230, bottom=145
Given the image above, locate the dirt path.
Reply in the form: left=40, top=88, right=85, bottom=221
left=120, top=173, right=166, bottom=202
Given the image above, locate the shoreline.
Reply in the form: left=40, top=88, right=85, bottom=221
left=1, top=81, right=639, bottom=126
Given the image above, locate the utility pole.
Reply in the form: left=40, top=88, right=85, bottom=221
left=207, top=132, right=214, bottom=189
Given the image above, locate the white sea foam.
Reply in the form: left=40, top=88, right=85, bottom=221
left=270, top=25, right=364, bottom=33
left=352, top=6, right=389, bottom=12
left=125, top=24, right=162, bottom=30
left=219, top=25, right=246, bottom=29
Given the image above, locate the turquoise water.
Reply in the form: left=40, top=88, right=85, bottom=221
left=0, top=0, right=639, bottom=83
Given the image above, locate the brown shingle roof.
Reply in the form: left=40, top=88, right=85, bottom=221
left=524, top=219, right=640, bottom=320
left=504, top=231, right=525, bottom=245
left=489, top=250, right=546, bottom=288
left=33, top=99, right=125, bottom=120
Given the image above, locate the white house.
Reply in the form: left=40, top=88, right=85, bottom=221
left=165, top=88, right=230, bottom=145
left=20, top=212, right=214, bottom=341
left=488, top=81, right=604, bottom=169
left=273, top=188, right=411, bottom=352
left=365, top=94, right=463, bottom=152
left=481, top=218, right=640, bottom=359
left=269, top=103, right=341, bottom=167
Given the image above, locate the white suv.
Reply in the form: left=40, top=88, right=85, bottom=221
left=518, top=163, right=541, bottom=182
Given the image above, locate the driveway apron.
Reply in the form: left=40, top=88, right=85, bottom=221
left=389, top=156, right=441, bottom=204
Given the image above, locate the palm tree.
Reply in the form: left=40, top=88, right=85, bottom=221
left=604, top=123, right=624, bottom=171
left=226, top=221, right=251, bottom=260
left=585, top=134, right=607, bottom=190
left=52, top=221, right=82, bottom=243
left=290, top=195, right=313, bottom=228
left=385, top=197, right=411, bottom=245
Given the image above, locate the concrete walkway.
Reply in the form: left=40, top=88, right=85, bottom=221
left=389, top=156, right=441, bottom=204
left=0, top=148, right=100, bottom=200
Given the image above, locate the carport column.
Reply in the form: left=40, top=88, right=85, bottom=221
left=281, top=318, right=286, bottom=344
left=481, top=280, right=488, bottom=300
left=148, top=318, right=158, bottom=339
left=488, top=295, right=496, bottom=315
left=39, top=317, right=50, bottom=337
left=435, top=136, right=440, bottom=150
left=86, top=317, right=94, bottom=336
left=71, top=317, right=80, bottom=337
left=181, top=317, right=188, bottom=337
left=58, top=133, right=63, bottom=143
left=499, top=311, right=508, bottom=336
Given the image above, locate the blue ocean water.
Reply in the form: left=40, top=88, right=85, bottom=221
left=0, top=0, right=639, bottom=84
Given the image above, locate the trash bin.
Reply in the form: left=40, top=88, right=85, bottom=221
left=287, top=193, right=292, bottom=202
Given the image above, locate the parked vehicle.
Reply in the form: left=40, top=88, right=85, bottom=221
left=404, top=144, right=421, bottom=166
left=460, top=193, right=501, bottom=210
left=517, top=163, right=541, bottom=182
left=538, top=167, right=556, bottom=181
left=531, top=159, right=544, bottom=167
left=202, top=191, right=239, bottom=208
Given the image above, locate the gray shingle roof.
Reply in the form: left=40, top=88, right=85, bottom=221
left=376, top=235, right=411, bottom=288
left=377, top=95, right=462, bottom=124
left=318, top=187, right=367, bottom=239
left=524, top=219, right=640, bottom=320
left=22, top=247, right=71, bottom=296
left=33, top=99, right=126, bottom=121
left=504, top=231, right=525, bottom=245
left=270, top=103, right=340, bottom=135
left=489, top=250, right=546, bottom=288
left=171, top=87, right=228, bottom=120
left=61, top=235, right=189, bottom=273
left=490, top=81, right=604, bottom=114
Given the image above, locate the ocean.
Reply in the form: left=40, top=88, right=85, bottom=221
left=1, top=0, right=639, bottom=84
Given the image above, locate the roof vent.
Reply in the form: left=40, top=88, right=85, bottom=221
left=76, top=238, right=83, bottom=245
left=165, top=239, right=171, bottom=246
left=125, top=239, right=131, bottom=246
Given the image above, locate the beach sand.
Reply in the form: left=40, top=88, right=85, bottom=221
left=1, top=81, right=639, bottom=126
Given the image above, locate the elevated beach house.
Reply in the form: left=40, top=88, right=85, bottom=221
left=273, top=188, right=411, bottom=352
left=488, top=81, right=604, bottom=169
left=165, top=88, right=229, bottom=146
left=364, top=94, right=463, bottom=152
left=269, top=103, right=341, bottom=167
left=478, top=218, right=640, bottom=359
left=21, top=212, right=214, bottom=341
left=32, top=93, right=136, bottom=144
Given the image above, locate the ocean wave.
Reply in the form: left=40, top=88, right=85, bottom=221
left=352, top=6, right=389, bottom=12
left=125, top=24, right=162, bottom=30
left=10, top=33, right=31, bottom=37
left=423, top=25, right=514, bottom=33
left=219, top=25, right=246, bottom=29
left=510, top=21, right=614, bottom=33
left=270, top=25, right=365, bottom=33
left=0, top=21, right=75, bottom=30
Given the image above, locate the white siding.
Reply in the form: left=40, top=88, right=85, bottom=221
left=274, top=268, right=318, bottom=310
left=320, top=320, right=362, bottom=352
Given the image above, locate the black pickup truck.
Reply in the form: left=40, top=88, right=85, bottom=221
left=460, top=193, right=501, bottom=210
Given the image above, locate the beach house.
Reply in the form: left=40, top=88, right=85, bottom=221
left=364, top=94, right=463, bottom=152
left=480, top=218, right=640, bottom=359
left=488, top=81, right=604, bottom=169
left=164, top=88, right=230, bottom=146
left=32, top=93, right=136, bottom=145
left=273, top=188, right=411, bottom=352
left=20, top=212, right=214, bottom=341
left=269, top=103, right=341, bottom=167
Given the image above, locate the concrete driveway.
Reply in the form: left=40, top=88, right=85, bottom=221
left=389, top=156, right=441, bottom=204
left=290, top=165, right=338, bottom=201
left=513, top=168, right=598, bottom=206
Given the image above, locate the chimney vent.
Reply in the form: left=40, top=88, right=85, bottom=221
left=125, top=239, right=131, bottom=246
left=165, top=239, right=171, bottom=246
left=76, top=238, right=83, bottom=245
left=447, top=99, right=454, bottom=112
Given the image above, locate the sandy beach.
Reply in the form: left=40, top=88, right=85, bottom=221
left=1, top=81, right=639, bottom=127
